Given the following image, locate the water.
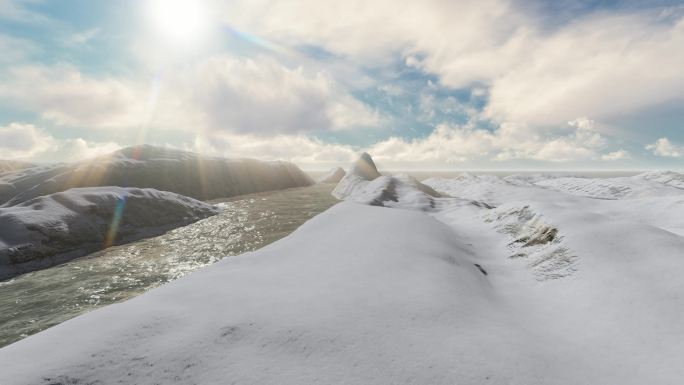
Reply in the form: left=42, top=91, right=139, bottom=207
left=0, top=184, right=339, bottom=348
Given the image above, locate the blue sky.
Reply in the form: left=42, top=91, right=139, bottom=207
left=0, top=0, right=683, bottom=169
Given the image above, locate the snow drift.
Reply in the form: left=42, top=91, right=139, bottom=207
left=0, top=145, right=314, bottom=206
left=0, top=187, right=218, bottom=280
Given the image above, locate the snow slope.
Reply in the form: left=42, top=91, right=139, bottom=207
left=0, top=187, right=218, bottom=280
left=534, top=171, right=684, bottom=199
left=1, top=158, right=683, bottom=384
left=0, top=145, right=314, bottom=206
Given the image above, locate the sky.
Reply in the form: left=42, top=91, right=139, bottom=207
left=0, top=0, right=683, bottom=170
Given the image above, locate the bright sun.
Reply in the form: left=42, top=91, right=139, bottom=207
left=147, top=0, right=209, bottom=45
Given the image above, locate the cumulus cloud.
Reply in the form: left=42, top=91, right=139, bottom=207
left=601, top=150, right=631, bottom=161
left=0, top=122, right=119, bottom=162
left=218, top=0, right=684, bottom=128
left=646, top=137, right=683, bottom=157
left=0, top=123, right=54, bottom=159
left=0, top=65, right=150, bottom=129
left=189, top=57, right=381, bottom=134
left=0, top=57, right=380, bottom=135
left=194, top=132, right=357, bottom=165
left=366, top=117, right=623, bottom=165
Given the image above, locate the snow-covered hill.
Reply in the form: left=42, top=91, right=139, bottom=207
left=533, top=171, right=684, bottom=199
left=332, top=152, right=440, bottom=210
left=0, top=145, right=314, bottom=206
left=1, top=157, right=683, bottom=384
left=0, top=160, right=34, bottom=174
left=0, top=187, right=218, bottom=280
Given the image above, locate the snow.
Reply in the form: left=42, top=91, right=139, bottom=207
left=332, top=153, right=439, bottom=210
left=0, top=187, right=218, bottom=280
left=317, top=167, right=346, bottom=183
left=0, top=145, right=314, bottom=206
left=533, top=171, right=684, bottom=199
left=1, top=156, right=683, bottom=384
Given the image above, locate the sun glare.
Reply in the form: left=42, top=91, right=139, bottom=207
left=147, top=0, right=209, bottom=45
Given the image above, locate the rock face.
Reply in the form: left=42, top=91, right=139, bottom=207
left=0, top=145, right=314, bottom=206
left=349, top=152, right=381, bottom=180
left=332, top=153, right=439, bottom=210
left=0, top=187, right=218, bottom=280
left=318, top=167, right=346, bottom=183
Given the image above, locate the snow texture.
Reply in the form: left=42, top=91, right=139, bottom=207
left=1, top=158, right=683, bottom=384
left=332, top=153, right=439, bottom=210
left=0, top=187, right=218, bottom=280
left=534, top=171, right=684, bottom=199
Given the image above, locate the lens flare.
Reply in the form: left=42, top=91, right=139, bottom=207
left=104, top=196, right=127, bottom=249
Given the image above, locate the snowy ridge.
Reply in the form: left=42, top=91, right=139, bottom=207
left=0, top=187, right=218, bottom=280
left=534, top=171, right=684, bottom=200
left=332, top=153, right=440, bottom=210
left=0, top=145, right=314, bottom=206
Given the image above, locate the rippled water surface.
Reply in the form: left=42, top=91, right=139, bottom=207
left=0, top=184, right=338, bottom=347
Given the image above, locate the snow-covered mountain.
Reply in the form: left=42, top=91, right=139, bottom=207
left=534, top=171, right=684, bottom=199
left=1, top=156, right=683, bottom=384
left=317, top=167, right=346, bottom=183
left=332, top=152, right=440, bottom=210
left=0, top=145, right=314, bottom=206
left=0, top=187, right=218, bottom=280
left=0, top=160, right=34, bottom=174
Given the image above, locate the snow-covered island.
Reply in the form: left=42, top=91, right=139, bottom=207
left=0, top=187, right=218, bottom=280
left=0, top=145, right=314, bottom=206
left=0, top=146, right=314, bottom=279
left=1, top=154, right=683, bottom=384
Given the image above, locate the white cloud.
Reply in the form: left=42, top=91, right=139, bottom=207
left=601, top=150, right=631, bottom=161
left=0, top=57, right=380, bottom=135
left=646, top=137, right=683, bottom=157
left=0, top=123, right=54, bottom=159
left=0, top=122, right=119, bottom=162
left=33, top=138, right=121, bottom=163
left=193, top=132, right=357, bottom=168
left=189, top=57, right=381, bottom=134
left=63, top=28, right=101, bottom=47
left=483, top=12, right=684, bottom=126
left=367, top=118, right=621, bottom=165
left=0, top=65, right=150, bottom=129
left=218, top=0, right=684, bottom=128
left=0, top=34, right=38, bottom=63
left=0, top=0, right=50, bottom=24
